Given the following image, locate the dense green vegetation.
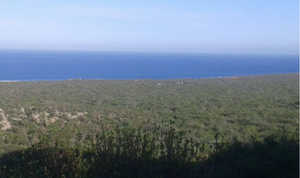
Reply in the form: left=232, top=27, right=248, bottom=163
left=0, top=73, right=299, bottom=177
left=0, top=123, right=298, bottom=177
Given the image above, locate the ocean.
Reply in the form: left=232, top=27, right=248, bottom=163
left=0, top=50, right=298, bottom=81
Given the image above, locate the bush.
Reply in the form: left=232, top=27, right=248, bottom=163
left=0, top=123, right=298, bottom=178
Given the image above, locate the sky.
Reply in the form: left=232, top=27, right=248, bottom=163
left=0, top=0, right=299, bottom=54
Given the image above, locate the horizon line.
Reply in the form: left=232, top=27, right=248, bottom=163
left=0, top=48, right=298, bottom=56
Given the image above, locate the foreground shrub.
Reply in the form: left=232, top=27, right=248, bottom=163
left=204, top=134, right=299, bottom=178
left=0, top=123, right=298, bottom=178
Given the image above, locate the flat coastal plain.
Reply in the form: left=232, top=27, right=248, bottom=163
left=0, top=73, right=298, bottom=153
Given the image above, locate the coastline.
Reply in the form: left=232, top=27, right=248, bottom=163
left=0, top=73, right=298, bottom=82
left=0, top=80, right=19, bottom=83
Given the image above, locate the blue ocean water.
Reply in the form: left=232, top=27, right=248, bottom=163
left=0, top=50, right=298, bottom=81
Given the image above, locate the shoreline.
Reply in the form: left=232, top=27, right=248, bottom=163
left=0, top=73, right=298, bottom=82
left=0, top=80, right=19, bottom=83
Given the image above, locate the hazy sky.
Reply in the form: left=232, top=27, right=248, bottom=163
left=0, top=0, right=298, bottom=54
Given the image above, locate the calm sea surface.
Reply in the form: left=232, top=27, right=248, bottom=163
left=0, top=50, right=298, bottom=81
